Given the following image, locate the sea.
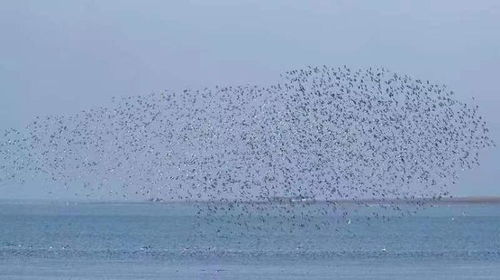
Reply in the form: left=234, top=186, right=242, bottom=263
left=0, top=200, right=499, bottom=280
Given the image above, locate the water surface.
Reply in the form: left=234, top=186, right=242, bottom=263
left=1, top=201, right=499, bottom=279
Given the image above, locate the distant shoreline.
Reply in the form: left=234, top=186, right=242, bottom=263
left=147, top=197, right=500, bottom=205
left=1, top=196, right=500, bottom=205
left=431, top=196, right=500, bottom=204
left=144, top=196, right=500, bottom=205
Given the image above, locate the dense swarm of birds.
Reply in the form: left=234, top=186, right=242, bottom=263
left=0, top=66, right=494, bottom=232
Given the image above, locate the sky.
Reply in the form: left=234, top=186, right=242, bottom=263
left=0, top=0, right=499, bottom=199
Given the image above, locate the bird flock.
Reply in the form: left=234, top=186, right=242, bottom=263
left=0, top=65, right=494, bottom=232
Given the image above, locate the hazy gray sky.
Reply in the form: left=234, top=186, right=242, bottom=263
left=1, top=0, right=499, bottom=199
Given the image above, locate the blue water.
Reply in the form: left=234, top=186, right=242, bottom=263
left=1, top=201, right=499, bottom=279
